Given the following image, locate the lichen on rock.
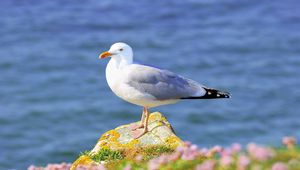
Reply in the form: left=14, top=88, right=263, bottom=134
left=71, top=155, right=96, bottom=170
left=71, top=112, right=184, bottom=170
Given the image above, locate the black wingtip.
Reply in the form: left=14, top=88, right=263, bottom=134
left=181, top=88, right=231, bottom=99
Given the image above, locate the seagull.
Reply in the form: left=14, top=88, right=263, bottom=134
left=99, top=42, right=230, bottom=138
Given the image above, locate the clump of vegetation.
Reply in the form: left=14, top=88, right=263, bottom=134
left=79, top=150, right=91, bottom=157
left=75, top=145, right=175, bottom=170
left=29, top=137, right=300, bottom=170
left=122, top=145, right=174, bottom=160
left=80, top=149, right=124, bottom=162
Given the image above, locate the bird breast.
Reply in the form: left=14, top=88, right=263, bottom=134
left=105, top=59, right=134, bottom=99
left=106, top=59, right=121, bottom=92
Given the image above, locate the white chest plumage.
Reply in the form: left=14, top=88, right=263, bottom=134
left=105, top=59, right=120, bottom=92
left=105, top=59, right=144, bottom=103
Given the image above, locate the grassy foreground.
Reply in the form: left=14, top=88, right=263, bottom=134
left=29, top=137, right=299, bottom=170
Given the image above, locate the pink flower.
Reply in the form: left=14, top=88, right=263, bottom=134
left=220, top=155, right=233, bottom=167
left=196, top=160, right=216, bottom=170
left=181, top=153, right=196, bottom=160
left=148, top=158, right=160, bottom=170
left=148, top=143, right=203, bottom=170
left=176, top=146, right=185, bottom=154
left=180, top=143, right=201, bottom=160
left=28, top=163, right=72, bottom=170
left=76, top=164, right=106, bottom=170
left=123, top=164, right=131, bottom=170
left=135, top=155, right=143, bottom=162
left=247, top=143, right=256, bottom=154
left=168, top=152, right=181, bottom=161
left=199, top=148, right=209, bottom=156
left=148, top=154, right=173, bottom=170
left=231, top=143, right=242, bottom=154
left=207, top=145, right=223, bottom=157
left=190, top=144, right=198, bottom=151
left=220, top=148, right=233, bottom=157
left=247, top=143, right=274, bottom=161
left=157, top=154, right=169, bottom=164
left=271, top=162, right=288, bottom=170
left=211, top=145, right=223, bottom=153
left=184, top=141, right=192, bottom=147
left=27, top=165, right=36, bottom=170
left=237, top=155, right=250, bottom=170
left=282, top=136, right=297, bottom=149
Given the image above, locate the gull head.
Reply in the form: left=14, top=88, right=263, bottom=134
left=99, top=42, right=133, bottom=63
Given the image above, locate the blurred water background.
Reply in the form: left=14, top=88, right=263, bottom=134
left=0, top=0, right=300, bottom=169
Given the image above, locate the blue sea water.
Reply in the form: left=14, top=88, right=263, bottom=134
left=0, top=0, right=300, bottom=169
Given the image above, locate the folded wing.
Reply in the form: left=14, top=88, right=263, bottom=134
left=125, top=64, right=206, bottom=100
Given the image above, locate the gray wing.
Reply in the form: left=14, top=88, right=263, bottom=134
left=125, top=64, right=206, bottom=100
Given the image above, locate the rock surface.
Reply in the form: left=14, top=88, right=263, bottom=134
left=71, top=112, right=184, bottom=170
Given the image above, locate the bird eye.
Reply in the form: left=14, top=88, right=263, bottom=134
left=119, top=48, right=123, bottom=51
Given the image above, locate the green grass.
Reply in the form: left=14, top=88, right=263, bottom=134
left=90, top=148, right=124, bottom=162
left=142, top=145, right=174, bottom=160
left=79, top=150, right=91, bottom=157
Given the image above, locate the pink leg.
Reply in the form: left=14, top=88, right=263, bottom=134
left=132, top=107, right=149, bottom=139
left=130, top=107, right=146, bottom=130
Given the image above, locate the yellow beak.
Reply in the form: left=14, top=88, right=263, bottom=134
left=99, top=51, right=112, bottom=59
